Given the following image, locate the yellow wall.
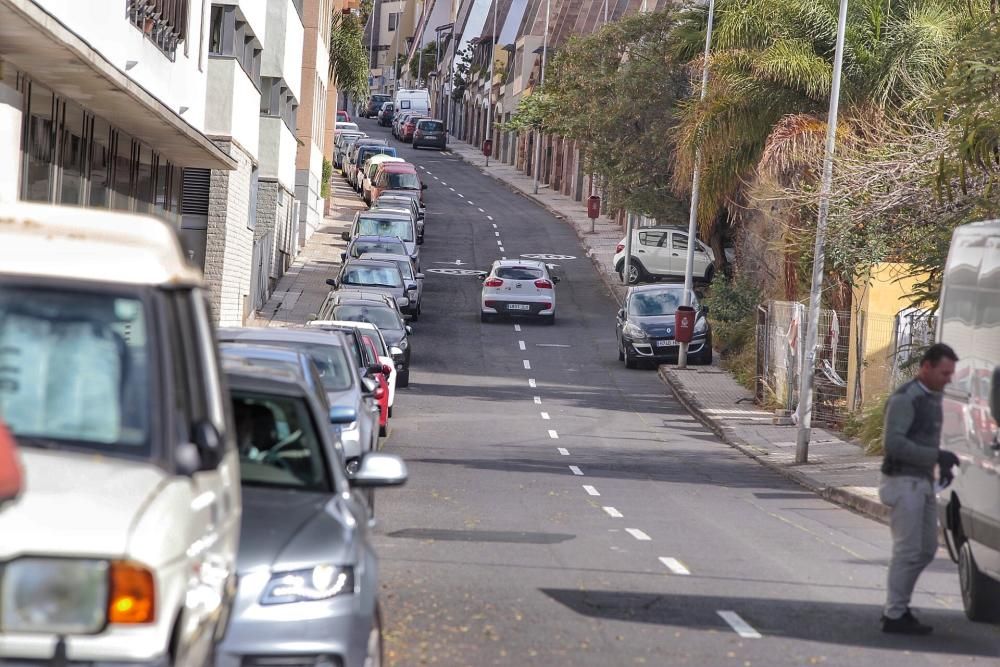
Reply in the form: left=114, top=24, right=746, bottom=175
left=847, top=263, right=931, bottom=410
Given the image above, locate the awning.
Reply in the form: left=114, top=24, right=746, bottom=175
left=0, top=0, right=236, bottom=170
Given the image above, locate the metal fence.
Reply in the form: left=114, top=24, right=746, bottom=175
left=248, top=232, right=274, bottom=318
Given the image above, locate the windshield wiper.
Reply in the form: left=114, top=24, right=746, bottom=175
left=363, top=283, right=401, bottom=288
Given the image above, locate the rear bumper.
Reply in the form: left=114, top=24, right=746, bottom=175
left=482, top=298, right=554, bottom=317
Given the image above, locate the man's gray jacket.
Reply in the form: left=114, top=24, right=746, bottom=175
left=881, top=379, right=943, bottom=480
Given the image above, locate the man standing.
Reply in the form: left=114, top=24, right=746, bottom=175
left=880, top=343, right=960, bottom=635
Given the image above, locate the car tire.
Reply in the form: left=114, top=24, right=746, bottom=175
left=959, top=539, right=1000, bottom=622
left=616, top=259, right=646, bottom=285
left=379, top=423, right=387, bottom=437
left=618, top=339, right=625, bottom=361
left=398, top=368, right=410, bottom=388
left=704, top=265, right=716, bottom=284
left=693, top=345, right=714, bottom=365
left=363, top=603, right=385, bottom=667
left=624, top=346, right=638, bottom=369
left=544, top=314, right=555, bottom=326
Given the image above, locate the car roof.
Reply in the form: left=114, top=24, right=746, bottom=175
left=224, top=365, right=312, bottom=397
left=0, top=201, right=203, bottom=287
left=356, top=137, right=387, bottom=144
left=416, top=118, right=442, bottom=123
left=380, top=189, right=419, bottom=198
left=358, top=210, right=411, bottom=220
left=310, top=319, right=380, bottom=332
left=219, top=342, right=311, bottom=367
left=359, top=252, right=412, bottom=264
left=382, top=163, right=417, bottom=172
left=343, top=258, right=399, bottom=270
left=627, top=284, right=695, bottom=296
left=331, top=289, right=395, bottom=303
left=217, top=327, right=348, bottom=348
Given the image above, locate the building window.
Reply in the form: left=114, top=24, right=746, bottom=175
left=208, top=4, right=261, bottom=88
left=260, top=77, right=298, bottom=134
left=126, top=0, right=189, bottom=59
left=22, top=83, right=56, bottom=202
left=388, top=12, right=399, bottom=31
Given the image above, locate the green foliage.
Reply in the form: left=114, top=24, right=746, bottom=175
left=408, top=41, right=439, bottom=81
left=321, top=158, right=332, bottom=198
left=499, top=91, right=556, bottom=133
left=329, top=6, right=371, bottom=100
left=702, top=275, right=763, bottom=392
left=844, top=393, right=888, bottom=455
left=450, top=46, right=473, bottom=102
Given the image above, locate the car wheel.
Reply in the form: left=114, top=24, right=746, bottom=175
left=693, top=344, right=714, bottom=365
left=959, top=539, right=1000, bottom=622
left=624, top=346, right=638, bottom=369
left=704, top=265, right=716, bottom=284
left=363, top=603, right=385, bottom=667
left=397, top=368, right=410, bottom=388
left=379, top=423, right=387, bottom=437
left=544, top=314, right=555, bottom=326
left=624, top=260, right=646, bottom=285
left=618, top=338, right=625, bottom=361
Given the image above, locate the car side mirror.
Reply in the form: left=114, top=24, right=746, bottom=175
left=348, top=452, right=408, bottom=488
left=326, top=278, right=337, bottom=287
left=477, top=272, right=487, bottom=281
left=406, top=284, right=417, bottom=292
left=617, top=309, right=625, bottom=319
left=0, top=422, right=24, bottom=506
left=178, top=421, right=223, bottom=475
left=405, top=325, right=413, bottom=335
left=330, top=405, right=358, bottom=425
left=340, top=252, right=347, bottom=261
left=390, top=346, right=403, bottom=356
left=396, top=297, right=410, bottom=308
left=381, top=363, right=393, bottom=376
left=552, top=276, right=561, bottom=284
left=341, top=231, right=351, bottom=242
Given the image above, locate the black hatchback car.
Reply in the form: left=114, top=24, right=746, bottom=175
left=412, top=119, right=447, bottom=150
left=616, top=284, right=713, bottom=368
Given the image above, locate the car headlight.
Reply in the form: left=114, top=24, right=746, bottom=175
left=623, top=323, right=647, bottom=340
left=1, top=559, right=109, bottom=634
left=694, top=317, right=708, bottom=335
left=396, top=339, right=408, bottom=351
left=260, top=565, right=355, bottom=605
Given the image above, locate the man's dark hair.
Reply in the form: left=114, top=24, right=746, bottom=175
left=921, top=343, right=958, bottom=365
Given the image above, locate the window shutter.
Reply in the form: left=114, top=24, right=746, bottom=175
left=181, top=168, right=210, bottom=215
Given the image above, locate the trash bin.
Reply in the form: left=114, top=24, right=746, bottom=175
left=587, top=195, right=601, bottom=219
left=482, top=139, right=493, bottom=156
left=675, top=306, right=696, bottom=344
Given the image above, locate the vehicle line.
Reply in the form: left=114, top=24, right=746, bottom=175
left=518, top=340, right=526, bottom=350
left=625, top=528, right=651, bottom=541
left=582, top=485, right=600, bottom=496
left=658, top=557, right=691, bottom=576
left=478, top=207, right=485, bottom=213
left=514, top=323, right=521, bottom=332
left=457, top=193, right=464, bottom=198
left=487, top=215, right=494, bottom=221
left=602, top=506, right=623, bottom=518
left=528, top=378, right=536, bottom=387
left=557, top=447, right=570, bottom=456
left=548, top=429, right=559, bottom=439
left=569, top=465, right=584, bottom=476
left=533, top=396, right=542, bottom=404
left=717, top=611, right=762, bottom=639
left=523, top=359, right=531, bottom=369
left=540, top=412, right=550, bottom=420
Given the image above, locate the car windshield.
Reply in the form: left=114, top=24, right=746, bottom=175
left=419, top=121, right=444, bottom=132
left=387, top=172, right=421, bottom=190
left=332, top=305, right=402, bottom=331
left=357, top=217, right=413, bottom=242
left=496, top=267, right=543, bottom=280
left=233, top=392, right=330, bottom=492
left=341, top=265, right=403, bottom=288
left=628, top=290, right=697, bottom=316
left=0, top=286, right=152, bottom=455
left=238, top=342, right=354, bottom=392
left=351, top=240, right=407, bottom=257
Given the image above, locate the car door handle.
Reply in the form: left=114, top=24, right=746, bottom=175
left=638, top=249, right=646, bottom=253
left=672, top=253, right=680, bottom=257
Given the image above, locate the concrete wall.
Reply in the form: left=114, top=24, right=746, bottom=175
left=259, top=116, right=297, bottom=191
left=264, top=0, right=305, bottom=99
left=205, top=57, right=261, bottom=157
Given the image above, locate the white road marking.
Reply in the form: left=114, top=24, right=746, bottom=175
left=523, top=359, right=531, bottom=369
left=499, top=246, right=505, bottom=252
left=533, top=396, right=542, bottom=404
left=658, top=557, right=691, bottom=575
left=514, top=324, right=521, bottom=332
left=717, top=611, right=762, bottom=639
left=441, top=181, right=447, bottom=185
left=582, top=485, right=600, bottom=496
left=540, top=412, right=550, bottom=420
left=492, top=223, right=498, bottom=228
left=497, top=239, right=503, bottom=246
left=528, top=378, right=536, bottom=387
left=487, top=215, right=494, bottom=221
left=548, top=429, right=558, bottom=439
left=536, top=343, right=571, bottom=348
left=625, top=528, right=651, bottom=541
left=495, top=231, right=501, bottom=237
left=449, top=187, right=455, bottom=191
left=467, top=200, right=474, bottom=205
left=440, top=151, right=448, bottom=155
left=518, top=340, right=526, bottom=350
left=569, top=465, right=583, bottom=476
left=457, top=193, right=464, bottom=198
left=557, top=447, right=570, bottom=456
left=602, top=507, right=623, bottom=518
left=433, top=176, right=439, bottom=180
left=478, top=207, right=485, bottom=212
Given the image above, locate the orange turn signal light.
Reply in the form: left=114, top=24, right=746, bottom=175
left=108, top=561, right=155, bottom=624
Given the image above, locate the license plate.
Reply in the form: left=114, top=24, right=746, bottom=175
left=656, top=339, right=678, bottom=347
left=425, top=134, right=438, bottom=138
left=507, top=304, right=530, bottom=311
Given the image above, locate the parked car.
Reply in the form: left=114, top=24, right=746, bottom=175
left=360, top=252, right=424, bottom=320
left=378, top=101, right=394, bottom=126
left=316, top=292, right=413, bottom=387
left=335, top=121, right=360, bottom=135
left=344, top=138, right=388, bottom=186
left=612, top=226, right=716, bottom=285
left=393, top=88, right=431, bottom=116
left=331, top=258, right=415, bottom=315
left=350, top=146, right=398, bottom=191
left=392, top=111, right=413, bottom=139
left=219, top=343, right=330, bottom=413
left=218, top=363, right=406, bottom=667
left=343, top=235, right=410, bottom=263
left=370, top=199, right=423, bottom=244
left=335, top=132, right=366, bottom=169
left=359, top=335, right=391, bottom=434
left=615, top=284, right=712, bottom=368
left=401, top=115, right=427, bottom=143
left=337, top=109, right=351, bottom=122
left=0, top=202, right=240, bottom=665
left=412, top=118, right=447, bottom=150
left=379, top=188, right=426, bottom=218
left=216, top=328, right=382, bottom=466
left=306, top=320, right=398, bottom=416
left=479, top=259, right=559, bottom=324
left=371, top=163, right=426, bottom=207
left=361, top=155, right=405, bottom=205
left=365, top=93, right=392, bottom=118
left=343, top=209, right=421, bottom=269
left=374, top=191, right=424, bottom=225
left=936, top=219, right=1000, bottom=622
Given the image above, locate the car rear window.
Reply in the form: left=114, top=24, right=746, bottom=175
left=418, top=121, right=443, bottom=132
left=387, top=172, right=421, bottom=190
left=496, top=267, right=544, bottom=280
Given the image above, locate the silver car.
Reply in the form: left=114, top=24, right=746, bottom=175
left=479, top=259, right=559, bottom=324
left=360, top=251, right=424, bottom=320
left=217, top=364, right=407, bottom=667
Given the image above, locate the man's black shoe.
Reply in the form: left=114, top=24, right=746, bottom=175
left=881, top=612, right=933, bottom=635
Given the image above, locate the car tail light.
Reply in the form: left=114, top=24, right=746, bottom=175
left=534, top=279, right=553, bottom=289
left=374, top=386, right=386, bottom=400
left=615, top=243, right=624, bottom=253
left=484, top=278, right=504, bottom=287
left=484, top=300, right=496, bottom=308
left=542, top=302, right=552, bottom=309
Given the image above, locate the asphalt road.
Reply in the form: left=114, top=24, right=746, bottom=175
left=349, top=118, right=1000, bottom=666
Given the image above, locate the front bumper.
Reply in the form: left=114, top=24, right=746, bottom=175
left=625, top=336, right=708, bottom=359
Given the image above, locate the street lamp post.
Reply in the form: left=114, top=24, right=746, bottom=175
left=677, top=0, right=716, bottom=370
left=795, top=0, right=850, bottom=464
left=485, top=0, right=497, bottom=167
left=532, top=0, right=551, bottom=195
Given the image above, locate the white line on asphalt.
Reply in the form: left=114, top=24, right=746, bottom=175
left=492, top=223, right=498, bottom=228
left=467, top=200, right=474, bottom=205
left=495, top=231, right=501, bottom=237
left=717, top=611, right=762, bottom=639
left=440, top=151, right=448, bottom=155
left=540, top=412, right=550, bottom=420
left=583, top=485, right=600, bottom=496
left=487, top=215, right=494, bottom=221
left=548, top=429, right=558, bottom=439
left=518, top=340, right=526, bottom=350
left=569, top=465, right=584, bottom=476
left=497, top=239, right=503, bottom=245
left=514, top=323, right=521, bottom=331
left=457, top=193, right=464, bottom=198
left=449, top=187, right=455, bottom=191
left=557, top=447, right=570, bottom=456
left=479, top=207, right=485, bottom=213
left=528, top=378, right=536, bottom=387
left=625, top=528, right=651, bottom=541
left=441, top=181, right=447, bottom=185
left=534, top=396, right=542, bottom=404
left=603, top=507, right=623, bottom=518
left=499, top=246, right=505, bottom=252
left=523, top=360, right=531, bottom=369
left=658, top=557, right=691, bottom=575
left=433, top=176, right=439, bottom=180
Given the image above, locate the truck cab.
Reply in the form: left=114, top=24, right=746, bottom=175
left=0, top=203, right=241, bottom=664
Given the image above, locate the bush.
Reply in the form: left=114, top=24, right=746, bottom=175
left=321, top=158, right=332, bottom=198
left=702, top=275, right=763, bottom=391
left=844, top=394, right=888, bottom=455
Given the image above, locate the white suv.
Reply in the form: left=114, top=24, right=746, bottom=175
left=0, top=203, right=240, bottom=665
left=480, top=260, right=560, bottom=324
left=613, top=226, right=715, bottom=284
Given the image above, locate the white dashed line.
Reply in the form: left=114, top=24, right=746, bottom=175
left=487, top=215, right=494, bottom=221
left=441, top=181, right=447, bottom=185
left=492, top=223, right=497, bottom=228
left=457, top=193, right=464, bottom=198
left=514, top=324, right=521, bottom=332
left=547, top=430, right=559, bottom=439
left=467, top=200, right=474, bottom=205
left=540, top=412, right=550, bottom=420
left=533, top=396, right=541, bottom=404
left=495, top=231, right=500, bottom=237
left=523, top=359, right=531, bottom=369
left=582, top=485, right=600, bottom=496
left=557, top=447, right=569, bottom=456
left=518, top=340, right=526, bottom=350
left=433, top=176, right=439, bottom=180
left=569, top=465, right=583, bottom=476
left=499, top=246, right=505, bottom=252
left=497, top=239, right=503, bottom=246
left=625, top=528, right=651, bottom=541
left=478, top=207, right=485, bottom=212
left=658, top=557, right=691, bottom=576
left=717, top=611, right=762, bottom=639
left=528, top=378, right=536, bottom=388
left=602, top=507, right=623, bottom=518
left=449, top=187, right=455, bottom=191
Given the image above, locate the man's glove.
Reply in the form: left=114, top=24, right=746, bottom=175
left=938, top=449, right=959, bottom=472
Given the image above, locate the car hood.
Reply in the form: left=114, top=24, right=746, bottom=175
left=326, top=387, right=360, bottom=409
left=381, top=329, right=406, bottom=346
left=631, top=314, right=705, bottom=338
left=236, top=487, right=356, bottom=574
left=0, top=448, right=168, bottom=559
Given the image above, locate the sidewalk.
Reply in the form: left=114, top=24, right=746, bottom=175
left=448, top=138, right=888, bottom=523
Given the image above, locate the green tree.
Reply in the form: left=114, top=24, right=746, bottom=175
left=407, top=41, right=439, bottom=81
left=330, top=3, right=372, bottom=100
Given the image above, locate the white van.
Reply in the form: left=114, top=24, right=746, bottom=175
left=393, top=88, right=431, bottom=116
left=0, top=203, right=241, bottom=664
left=936, top=218, right=1000, bottom=622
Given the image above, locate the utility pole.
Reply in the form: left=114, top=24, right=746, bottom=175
left=795, top=0, right=850, bottom=464
left=485, top=0, right=497, bottom=166
left=677, top=0, right=716, bottom=370
left=391, top=18, right=401, bottom=94
left=532, top=0, right=550, bottom=195
left=368, top=0, right=377, bottom=95
left=416, top=1, right=424, bottom=85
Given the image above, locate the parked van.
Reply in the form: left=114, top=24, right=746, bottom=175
left=394, top=88, right=431, bottom=116
left=937, top=218, right=1000, bottom=622
left=0, top=203, right=241, bottom=664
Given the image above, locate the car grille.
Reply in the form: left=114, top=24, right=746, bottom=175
left=241, top=656, right=343, bottom=667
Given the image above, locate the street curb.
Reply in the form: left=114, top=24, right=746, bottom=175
left=657, top=366, right=891, bottom=524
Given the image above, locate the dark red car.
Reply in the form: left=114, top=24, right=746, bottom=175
left=401, top=116, right=426, bottom=143
left=362, top=335, right=391, bottom=435
left=0, top=421, right=23, bottom=506
left=337, top=109, right=351, bottom=123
